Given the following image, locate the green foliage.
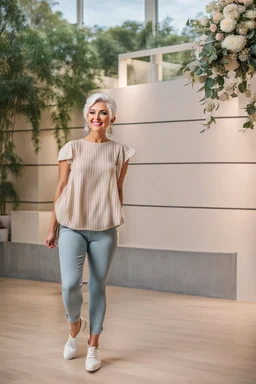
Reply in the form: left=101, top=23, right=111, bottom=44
left=0, top=181, right=20, bottom=215
left=182, top=0, right=256, bottom=132
left=0, top=0, right=100, bottom=214
left=18, top=0, right=65, bottom=29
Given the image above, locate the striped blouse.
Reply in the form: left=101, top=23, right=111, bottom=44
left=55, top=138, right=136, bottom=230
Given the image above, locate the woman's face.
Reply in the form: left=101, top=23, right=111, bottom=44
left=88, top=101, right=113, bottom=134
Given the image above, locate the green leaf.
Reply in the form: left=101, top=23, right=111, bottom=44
left=249, top=43, right=256, bottom=56
left=195, top=67, right=205, bottom=76
left=216, top=76, right=224, bottom=86
left=238, top=81, right=247, bottom=94
left=205, top=77, right=215, bottom=88
left=249, top=58, right=256, bottom=70
left=243, top=121, right=254, bottom=130
left=205, top=35, right=215, bottom=44
left=208, top=52, right=218, bottom=63
left=247, top=105, right=256, bottom=115
left=247, top=29, right=255, bottom=40
left=205, top=88, right=212, bottom=98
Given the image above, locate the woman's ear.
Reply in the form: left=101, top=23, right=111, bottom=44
left=111, top=116, right=116, bottom=124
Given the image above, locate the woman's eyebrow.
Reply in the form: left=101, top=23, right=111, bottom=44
left=90, top=109, right=108, bottom=112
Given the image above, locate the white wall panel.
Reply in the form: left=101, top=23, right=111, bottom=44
left=13, top=167, right=38, bottom=201
left=13, top=131, right=38, bottom=164
left=113, top=119, right=256, bottom=163
left=124, top=164, right=256, bottom=208
left=107, top=79, right=244, bottom=123
left=10, top=76, right=256, bottom=301
left=119, top=206, right=256, bottom=301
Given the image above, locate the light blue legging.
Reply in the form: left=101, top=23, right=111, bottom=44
left=58, top=224, right=117, bottom=334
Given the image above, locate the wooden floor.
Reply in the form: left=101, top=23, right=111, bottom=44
left=1, top=278, right=256, bottom=384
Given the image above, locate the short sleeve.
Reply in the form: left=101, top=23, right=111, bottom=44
left=121, top=144, right=136, bottom=164
left=57, top=141, right=73, bottom=164
left=116, top=143, right=136, bottom=179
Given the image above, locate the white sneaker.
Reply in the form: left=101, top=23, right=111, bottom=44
left=85, top=344, right=102, bottom=372
left=63, top=317, right=87, bottom=360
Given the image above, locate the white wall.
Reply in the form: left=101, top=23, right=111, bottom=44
left=11, top=76, right=256, bottom=301
left=104, top=77, right=256, bottom=302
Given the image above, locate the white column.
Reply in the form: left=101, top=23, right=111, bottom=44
left=145, top=0, right=158, bottom=30
left=118, top=58, right=128, bottom=88
left=77, top=0, right=84, bottom=29
left=150, top=54, right=162, bottom=82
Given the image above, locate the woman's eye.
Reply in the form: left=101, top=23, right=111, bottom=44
left=89, top=111, right=95, bottom=114
left=101, top=112, right=107, bottom=115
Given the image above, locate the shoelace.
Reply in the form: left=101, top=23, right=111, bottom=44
left=87, top=346, right=98, bottom=359
left=66, top=334, right=76, bottom=349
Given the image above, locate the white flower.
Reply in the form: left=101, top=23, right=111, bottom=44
left=211, top=68, right=219, bottom=78
left=199, top=16, right=209, bottom=26
left=205, top=99, right=217, bottom=112
left=195, top=49, right=202, bottom=60
left=213, top=11, right=222, bottom=23
left=206, top=1, right=221, bottom=12
left=245, top=21, right=256, bottom=30
left=239, top=48, right=250, bottom=62
left=215, top=32, right=224, bottom=41
left=220, top=18, right=236, bottom=32
left=210, top=23, right=218, bottom=32
left=236, top=26, right=248, bottom=35
left=245, top=10, right=256, bottom=19
left=245, top=89, right=252, bottom=98
left=237, top=5, right=246, bottom=14
left=223, top=4, right=241, bottom=19
left=239, top=0, right=253, bottom=5
left=250, top=114, right=256, bottom=122
left=221, top=35, right=247, bottom=52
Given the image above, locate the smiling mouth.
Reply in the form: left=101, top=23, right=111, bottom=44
left=92, top=122, right=103, bottom=126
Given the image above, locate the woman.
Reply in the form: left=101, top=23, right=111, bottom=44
left=45, top=92, right=136, bottom=372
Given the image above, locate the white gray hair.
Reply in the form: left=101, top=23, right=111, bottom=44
left=83, top=92, right=117, bottom=138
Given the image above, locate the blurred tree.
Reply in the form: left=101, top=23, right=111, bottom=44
left=0, top=0, right=100, bottom=214
left=18, top=0, right=66, bottom=29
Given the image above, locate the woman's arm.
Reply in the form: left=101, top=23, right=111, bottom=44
left=48, top=160, right=71, bottom=233
left=117, top=160, right=129, bottom=206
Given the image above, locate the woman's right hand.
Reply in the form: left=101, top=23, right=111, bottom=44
left=45, top=230, right=57, bottom=248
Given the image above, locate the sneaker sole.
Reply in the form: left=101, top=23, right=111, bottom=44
left=85, top=364, right=102, bottom=372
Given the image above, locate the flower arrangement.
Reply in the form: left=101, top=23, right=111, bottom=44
left=183, top=0, right=256, bottom=132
